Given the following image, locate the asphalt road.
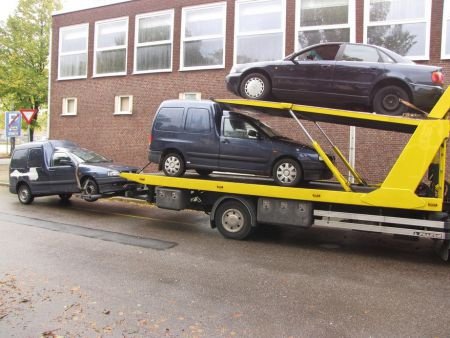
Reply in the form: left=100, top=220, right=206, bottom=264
left=1, top=186, right=450, bottom=337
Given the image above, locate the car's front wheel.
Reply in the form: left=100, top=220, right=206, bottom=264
left=240, top=73, right=271, bottom=100
left=273, top=158, right=302, bottom=187
left=17, top=184, right=34, bottom=205
left=162, top=153, right=186, bottom=177
left=373, top=85, right=409, bottom=116
left=83, top=178, right=99, bottom=202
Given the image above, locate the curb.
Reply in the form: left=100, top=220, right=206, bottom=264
left=0, top=182, right=9, bottom=187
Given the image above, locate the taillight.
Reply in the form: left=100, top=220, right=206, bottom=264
left=432, top=71, right=444, bottom=85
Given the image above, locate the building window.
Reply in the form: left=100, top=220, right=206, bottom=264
left=235, top=0, right=285, bottom=64
left=296, top=0, right=355, bottom=49
left=181, top=2, right=226, bottom=70
left=442, top=0, right=450, bottom=59
left=114, top=95, right=133, bottom=114
left=62, top=98, right=77, bottom=115
left=364, top=0, right=431, bottom=60
left=58, top=24, right=88, bottom=79
left=94, top=17, right=128, bottom=76
left=135, top=10, right=174, bottom=73
left=179, top=92, right=201, bottom=100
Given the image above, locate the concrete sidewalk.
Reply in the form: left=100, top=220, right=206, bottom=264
left=0, top=158, right=10, bottom=186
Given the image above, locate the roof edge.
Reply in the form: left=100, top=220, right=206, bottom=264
left=52, top=0, right=131, bottom=17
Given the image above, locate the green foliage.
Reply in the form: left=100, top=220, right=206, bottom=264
left=0, top=0, right=61, bottom=139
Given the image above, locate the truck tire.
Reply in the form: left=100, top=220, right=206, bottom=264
left=215, top=200, right=253, bottom=240
left=162, top=153, right=185, bottom=177
left=17, top=184, right=34, bottom=205
left=240, top=73, right=271, bottom=100
left=273, top=158, right=302, bottom=186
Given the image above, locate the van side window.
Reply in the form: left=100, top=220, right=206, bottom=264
left=28, top=148, right=43, bottom=168
left=185, top=108, right=210, bottom=134
left=223, top=118, right=257, bottom=139
left=52, top=152, right=72, bottom=166
left=154, top=107, right=184, bottom=131
left=10, top=149, right=28, bottom=169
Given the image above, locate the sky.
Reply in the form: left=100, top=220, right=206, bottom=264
left=0, top=0, right=127, bottom=23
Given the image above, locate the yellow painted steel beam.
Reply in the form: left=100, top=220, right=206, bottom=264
left=120, top=172, right=443, bottom=211
left=216, top=98, right=422, bottom=132
left=428, top=86, right=450, bottom=119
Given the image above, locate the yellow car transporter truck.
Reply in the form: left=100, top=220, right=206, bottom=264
left=121, top=88, right=450, bottom=261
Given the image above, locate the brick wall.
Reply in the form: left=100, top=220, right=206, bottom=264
left=50, top=0, right=450, bottom=184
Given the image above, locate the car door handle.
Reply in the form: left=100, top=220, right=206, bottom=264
left=321, top=65, right=332, bottom=69
left=221, top=139, right=230, bottom=144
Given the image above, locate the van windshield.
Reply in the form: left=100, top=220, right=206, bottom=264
left=69, top=147, right=111, bottom=163
left=252, top=119, right=286, bottom=139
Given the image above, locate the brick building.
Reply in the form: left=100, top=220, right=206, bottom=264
left=50, top=0, right=449, bottom=182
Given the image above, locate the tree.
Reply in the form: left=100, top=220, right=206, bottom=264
left=0, top=0, right=61, bottom=141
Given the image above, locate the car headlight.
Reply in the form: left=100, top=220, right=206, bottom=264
left=107, top=170, right=120, bottom=177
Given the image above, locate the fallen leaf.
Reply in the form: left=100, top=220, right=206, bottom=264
left=102, top=310, right=110, bottom=315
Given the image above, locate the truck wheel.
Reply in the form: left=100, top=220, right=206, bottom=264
left=215, top=201, right=253, bottom=240
left=273, top=158, right=302, bottom=186
left=59, top=193, right=72, bottom=202
left=17, top=184, right=34, bottom=205
left=83, top=178, right=99, bottom=202
left=372, top=85, right=409, bottom=115
left=162, top=153, right=185, bottom=177
left=240, top=73, right=271, bottom=100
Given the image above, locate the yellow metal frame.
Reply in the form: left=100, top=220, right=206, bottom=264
left=122, top=87, right=450, bottom=212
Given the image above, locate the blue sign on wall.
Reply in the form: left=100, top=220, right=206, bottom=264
left=5, top=111, right=22, bottom=137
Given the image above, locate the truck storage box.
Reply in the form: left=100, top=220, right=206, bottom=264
left=257, top=198, right=313, bottom=227
left=155, top=187, right=188, bottom=210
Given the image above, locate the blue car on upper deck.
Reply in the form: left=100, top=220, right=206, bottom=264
left=226, top=42, right=444, bottom=116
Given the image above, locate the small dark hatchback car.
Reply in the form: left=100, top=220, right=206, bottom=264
left=226, top=42, right=444, bottom=115
left=149, top=100, right=333, bottom=186
left=9, top=140, right=138, bottom=204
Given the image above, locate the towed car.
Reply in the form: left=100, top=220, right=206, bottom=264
left=149, top=99, right=333, bottom=186
left=9, top=140, right=139, bottom=204
left=226, top=42, right=444, bottom=115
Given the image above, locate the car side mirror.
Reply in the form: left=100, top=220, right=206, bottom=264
left=247, top=130, right=259, bottom=139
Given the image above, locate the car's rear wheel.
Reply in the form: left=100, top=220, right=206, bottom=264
left=373, top=85, right=409, bottom=116
left=83, top=178, right=99, bottom=202
left=17, top=184, right=34, bottom=205
left=240, top=73, right=271, bottom=100
left=59, top=193, right=72, bottom=202
left=273, top=158, right=302, bottom=187
left=196, top=169, right=212, bottom=177
left=162, top=153, right=185, bottom=177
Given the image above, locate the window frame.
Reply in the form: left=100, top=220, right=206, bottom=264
left=180, top=2, right=227, bottom=71
left=179, top=92, right=202, bottom=100
left=442, top=0, right=450, bottom=59
left=114, top=95, right=133, bottom=115
left=58, top=23, right=89, bottom=80
left=295, top=0, right=355, bottom=50
left=62, top=97, right=78, bottom=116
left=363, top=0, right=431, bottom=61
left=93, top=16, right=129, bottom=77
left=234, top=0, right=286, bottom=65
left=134, top=9, right=174, bottom=74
